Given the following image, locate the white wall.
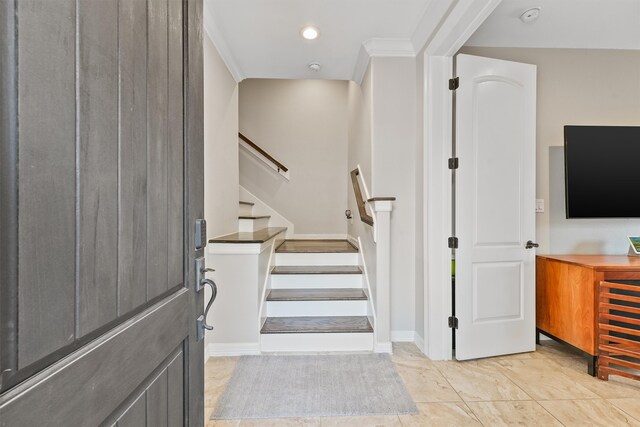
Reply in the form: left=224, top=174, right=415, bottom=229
left=203, top=34, right=239, bottom=239
left=460, top=47, right=640, bottom=254
left=347, top=58, right=419, bottom=339
left=239, top=79, right=349, bottom=235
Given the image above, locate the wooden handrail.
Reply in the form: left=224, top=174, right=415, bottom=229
left=238, top=132, right=288, bottom=173
left=350, top=168, right=374, bottom=226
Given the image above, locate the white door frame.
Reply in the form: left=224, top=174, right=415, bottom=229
left=419, top=0, right=503, bottom=360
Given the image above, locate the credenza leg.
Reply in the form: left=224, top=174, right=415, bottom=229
left=535, top=328, right=541, bottom=345
left=587, top=355, right=598, bottom=377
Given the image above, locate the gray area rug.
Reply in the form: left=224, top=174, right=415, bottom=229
left=212, top=354, right=418, bottom=419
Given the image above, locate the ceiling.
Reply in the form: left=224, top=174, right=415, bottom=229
left=203, top=0, right=430, bottom=81
left=204, top=0, right=640, bottom=82
left=466, top=0, right=640, bottom=50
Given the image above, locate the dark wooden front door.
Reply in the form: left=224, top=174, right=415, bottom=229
left=0, top=0, right=205, bottom=425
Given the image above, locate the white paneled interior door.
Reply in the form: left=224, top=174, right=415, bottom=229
left=455, top=54, right=537, bottom=360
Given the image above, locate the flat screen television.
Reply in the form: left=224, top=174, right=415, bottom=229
left=564, top=125, right=640, bottom=218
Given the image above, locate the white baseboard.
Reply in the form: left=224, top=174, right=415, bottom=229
left=206, top=342, right=261, bottom=359
left=391, top=330, right=417, bottom=342
left=414, top=332, right=425, bottom=352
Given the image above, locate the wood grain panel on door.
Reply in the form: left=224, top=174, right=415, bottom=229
left=0, top=291, right=190, bottom=426
left=168, top=0, right=185, bottom=289
left=112, top=350, right=184, bottom=427
left=146, top=369, right=169, bottom=427
left=77, top=0, right=119, bottom=338
left=9, top=0, right=187, bottom=377
left=118, top=0, right=149, bottom=316
left=17, top=0, right=77, bottom=368
left=1, top=0, right=202, bottom=422
left=147, top=0, right=170, bottom=300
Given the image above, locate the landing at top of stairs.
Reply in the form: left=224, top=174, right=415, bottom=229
left=275, top=239, right=358, bottom=253
left=208, top=227, right=286, bottom=244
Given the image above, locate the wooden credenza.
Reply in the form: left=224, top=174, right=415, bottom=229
left=536, top=255, right=640, bottom=376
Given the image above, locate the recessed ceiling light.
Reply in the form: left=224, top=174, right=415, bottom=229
left=308, top=63, right=321, bottom=72
left=520, top=7, right=541, bottom=23
left=301, top=26, right=319, bottom=40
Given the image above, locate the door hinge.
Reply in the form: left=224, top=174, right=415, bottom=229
left=449, top=77, right=459, bottom=90
left=448, top=236, right=458, bottom=249
left=448, top=316, right=459, bottom=329
left=448, top=157, right=459, bottom=169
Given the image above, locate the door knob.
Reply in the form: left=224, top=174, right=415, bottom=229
left=525, top=240, right=539, bottom=249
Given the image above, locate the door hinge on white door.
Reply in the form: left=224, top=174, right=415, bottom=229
left=448, top=157, right=459, bottom=169
left=448, top=316, right=459, bottom=329
left=448, top=237, right=458, bottom=249
left=449, top=77, right=459, bottom=90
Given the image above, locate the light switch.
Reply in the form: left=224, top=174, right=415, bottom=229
left=536, top=199, right=545, bottom=213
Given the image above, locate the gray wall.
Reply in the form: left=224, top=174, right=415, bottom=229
left=347, top=57, right=419, bottom=337
left=239, top=79, right=349, bottom=235
left=460, top=47, right=640, bottom=255
left=203, top=34, right=239, bottom=239
left=348, top=66, right=378, bottom=305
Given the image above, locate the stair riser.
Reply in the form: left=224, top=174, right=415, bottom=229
left=266, top=300, right=367, bottom=317
left=238, top=217, right=269, bottom=232
left=270, top=274, right=363, bottom=289
left=274, top=252, right=359, bottom=266
left=239, top=203, right=254, bottom=216
left=260, top=332, right=373, bottom=352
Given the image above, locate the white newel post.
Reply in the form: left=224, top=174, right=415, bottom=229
left=370, top=198, right=395, bottom=353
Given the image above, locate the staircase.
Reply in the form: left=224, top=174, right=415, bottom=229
left=261, top=239, right=374, bottom=352
left=209, top=199, right=375, bottom=353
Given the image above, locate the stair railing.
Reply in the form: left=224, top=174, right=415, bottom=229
left=350, top=167, right=374, bottom=226
left=239, top=132, right=290, bottom=180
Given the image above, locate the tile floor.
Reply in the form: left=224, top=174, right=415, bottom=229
left=205, top=341, right=640, bottom=426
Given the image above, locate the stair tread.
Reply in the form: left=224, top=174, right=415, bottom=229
left=267, top=288, right=367, bottom=301
left=276, top=239, right=358, bottom=253
left=261, top=316, right=373, bottom=334
left=239, top=201, right=255, bottom=206
left=238, top=215, right=270, bottom=219
left=271, top=265, right=362, bottom=275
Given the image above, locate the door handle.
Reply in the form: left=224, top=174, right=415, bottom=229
left=194, top=256, right=217, bottom=340
left=200, top=278, right=217, bottom=331
left=525, top=240, right=539, bottom=249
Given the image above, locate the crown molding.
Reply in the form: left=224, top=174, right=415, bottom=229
left=351, top=45, right=371, bottom=84
left=363, top=38, right=416, bottom=57
left=203, top=5, right=244, bottom=83
left=351, top=38, right=416, bottom=84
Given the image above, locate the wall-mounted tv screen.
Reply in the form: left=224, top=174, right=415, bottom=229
left=565, top=125, right=640, bottom=218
